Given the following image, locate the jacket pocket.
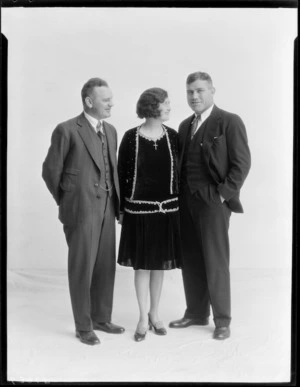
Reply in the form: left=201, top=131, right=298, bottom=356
left=212, top=134, right=224, bottom=143
left=64, top=168, right=80, bottom=175
left=60, top=168, right=80, bottom=191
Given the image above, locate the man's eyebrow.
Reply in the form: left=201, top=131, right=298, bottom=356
left=187, top=88, right=206, bottom=91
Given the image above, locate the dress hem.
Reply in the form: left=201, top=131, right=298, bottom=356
left=117, top=261, right=182, bottom=271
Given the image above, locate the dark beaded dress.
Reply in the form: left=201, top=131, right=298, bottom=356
left=117, top=125, right=182, bottom=270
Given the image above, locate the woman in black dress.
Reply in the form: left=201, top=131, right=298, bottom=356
left=118, top=88, right=182, bottom=342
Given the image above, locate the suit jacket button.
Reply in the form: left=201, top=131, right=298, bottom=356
left=94, top=183, right=99, bottom=187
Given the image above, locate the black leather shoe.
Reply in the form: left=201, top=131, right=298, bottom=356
left=93, top=322, right=125, bottom=334
left=75, top=330, right=100, bottom=345
left=169, top=317, right=209, bottom=328
left=148, top=315, right=167, bottom=335
left=213, top=326, right=230, bottom=340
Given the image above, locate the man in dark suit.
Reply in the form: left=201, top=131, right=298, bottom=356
left=169, top=72, right=251, bottom=340
left=42, top=78, right=125, bottom=345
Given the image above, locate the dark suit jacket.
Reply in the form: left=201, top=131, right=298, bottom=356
left=178, top=105, right=251, bottom=213
left=42, top=112, right=120, bottom=225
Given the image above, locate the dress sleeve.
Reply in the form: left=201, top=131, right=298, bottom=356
left=170, top=129, right=180, bottom=194
left=118, top=131, right=130, bottom=212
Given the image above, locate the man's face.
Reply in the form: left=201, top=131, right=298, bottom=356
left=86, top=86, right=113, bottom=120
left=186, top=79, right=215, bottom=115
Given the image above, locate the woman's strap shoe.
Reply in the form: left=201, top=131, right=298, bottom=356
left=134, top=323, right=148, bottom=342
left=148, top=315, right=167, bottom=335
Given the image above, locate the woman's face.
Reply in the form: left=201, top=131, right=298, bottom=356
left=158, top=98, right=171, bottom=122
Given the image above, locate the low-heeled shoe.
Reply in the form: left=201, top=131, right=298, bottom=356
left=213, top=326, right=230, bottom=340
left=93, top=322, right=125, bottom=334
left=134, top=330, right=147, bottom=342
left=134, top=324, right=148, bottom=342
left=75, top=330, right=100, bottom=345
left=169, top=317, right=209, bottom=328
left=148, top=316, right=167, bottom=335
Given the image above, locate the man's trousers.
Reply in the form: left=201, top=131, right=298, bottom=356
left=180, top=185, right=232, bottom=328
left=63, top=193, right=116, bottom=331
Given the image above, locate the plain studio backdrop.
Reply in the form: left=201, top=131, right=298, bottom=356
left=2, top=7, right=297, bottom=383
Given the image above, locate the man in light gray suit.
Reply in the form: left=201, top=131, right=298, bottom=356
left=42, top=78, right=124, bottom=345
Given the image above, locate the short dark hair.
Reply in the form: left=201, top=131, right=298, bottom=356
left=136, top=87, right=168, bottom=119
left=81, top=78, right=108, bottom=105
left=186, top=72, right=213, bottom=87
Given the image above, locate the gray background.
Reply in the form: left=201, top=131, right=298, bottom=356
left=3, top=7, right=296, bottom=270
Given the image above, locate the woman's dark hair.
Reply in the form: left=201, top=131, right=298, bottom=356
left=136, top=87, right=168, bottom=119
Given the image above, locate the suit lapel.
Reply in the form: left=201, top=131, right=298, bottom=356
left=102, top=122, right=116, bottom=169
left=201, top=105, right=223, bottom=166
left=181, top=115, right=194, bottom=143
left=77, top=113, right=101, bottom=170
left=179, top=115, right=194, bottom=169
left=179, top=107, right=221, bottom=167
left=201, top=105, right=222, bottom=141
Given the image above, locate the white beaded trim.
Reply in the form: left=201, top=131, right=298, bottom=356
left=138, top=127, right=166, bottom=142
left=130, top=127, right=140, bottom=200
left=124, top=197, right=178, bottom=214
left=124, top=207, right=179, bottom=214
left=164, top=125, right=174, bottom=195
left=126, top=197, right=178, bottom=205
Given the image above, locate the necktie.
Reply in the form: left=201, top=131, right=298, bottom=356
left=190, top=115, right=201, bottom=139
left=96, top=121, right=103, bottom=139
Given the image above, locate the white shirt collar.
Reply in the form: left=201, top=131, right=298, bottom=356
left=84, top=111, right=103, bottom=133
left=195, top=103, right=214, bottom=123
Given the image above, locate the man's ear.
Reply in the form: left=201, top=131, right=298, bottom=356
left=85, top=96, right=93, bottom=108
